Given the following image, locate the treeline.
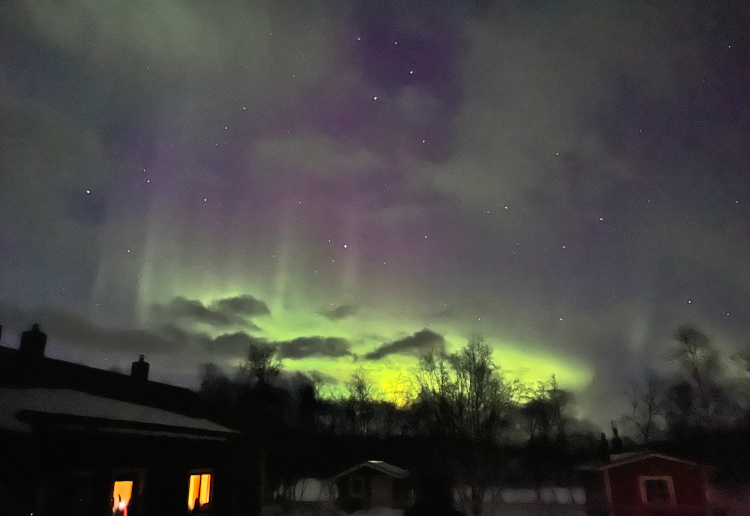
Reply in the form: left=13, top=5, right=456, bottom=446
left=199, top=335, right=591, bottom=511
left=199, top=336, right=587, bottom=448
left=619, top=324, right=750, bottom=482
left=198, top=326, right=750, bottom=504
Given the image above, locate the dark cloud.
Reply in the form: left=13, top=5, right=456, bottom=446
left=212, top=295, right=270, bottom=317
left=277, top=336, right=354, bottom=360
left=149, top=294, right=269, bottom=328
left=1, top=0, right=749, bottom=427
left=304, top=369, right=340, bottom=385
left=321, top=304, right=358, bottom=321
left=0, top=304, right=180, bottom=354
left=210, top=332, right=268, bottom=355
left=151, top=296, right=233, bottom=327
left=186, top=330, right=356, bottom=361
left=364, top=329, right=445, bottom=360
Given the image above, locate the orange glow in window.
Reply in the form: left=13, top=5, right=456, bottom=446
left=188, top=474, right=211, bottom=510
left=112, top=481, right=133, bottom=515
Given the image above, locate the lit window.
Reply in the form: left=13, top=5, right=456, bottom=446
left=188, top=473, right=212, bottom=511
left=112, top=481, right=133, bottom=515
left=640, top=476, right=675, bottom=505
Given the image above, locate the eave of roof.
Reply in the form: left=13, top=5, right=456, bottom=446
left=333, top=460, right=410, bottom=480
left=578, top=452, right=702, bottom=471
left=0, top=388, right=237, bottom=436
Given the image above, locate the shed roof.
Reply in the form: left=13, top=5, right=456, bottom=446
left=334, top=460, right=410, bottom=480
left=579, top=451, right=702, bottom=471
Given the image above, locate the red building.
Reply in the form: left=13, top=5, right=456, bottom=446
left=0, top=323, right=261, bottom=516
left=580, top=452, right=721, bottom=516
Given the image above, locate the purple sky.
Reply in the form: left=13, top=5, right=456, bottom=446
left=1, top=0, right=749, bottom=425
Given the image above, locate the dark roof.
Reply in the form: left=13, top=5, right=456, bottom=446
left=333, top=460, right=410, bottom=480
left=0, top=345, right=205, bottom=418
left=0, top=387, right=236, bottom=439
left=578, top=451, right=703, bottom=471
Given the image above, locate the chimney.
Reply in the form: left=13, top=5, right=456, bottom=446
left=131, top=354, right=150, bottom=381
left=598, top=432, right=610, bottom=462
left=20, top=323, right=47, bottom=357
left=611, top=421, right=624, bottom=455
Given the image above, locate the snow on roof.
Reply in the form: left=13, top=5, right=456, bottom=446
left=0, top=388, right=236, bottom=436
left=334, top=460, right=410, bottom=480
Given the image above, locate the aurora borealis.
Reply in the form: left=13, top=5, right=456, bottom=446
left=1, top=0, right=749, bottom=423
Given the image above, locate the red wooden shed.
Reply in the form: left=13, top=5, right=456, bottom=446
left=579, top=452, right=721, bottom=516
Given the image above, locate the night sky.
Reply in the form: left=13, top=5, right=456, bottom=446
left=1, top=0, right=749, bottom=424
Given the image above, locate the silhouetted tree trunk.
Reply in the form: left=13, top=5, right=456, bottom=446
left=412, top=336, right=521, bottom=514
left=624, top=374, right=664, bottom=444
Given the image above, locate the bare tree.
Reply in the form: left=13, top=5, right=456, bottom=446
left=412, top=335, right=522, bottom=515
left=411, top=346, right=456, bottom=435
left=667, top=325, right=739, bottom=431
left=623, top=375, right=664, bottom=444
left=384, top=372, right=415, bottom=408
left=672, top=326, right=718, bottom=407
left=199, top=363, right=236, bottom=406
left=346, top=366, right=376, bottom=404
left=522, top=375, right=572, bottom=448
left=240, top=342, right=282, bottom=386
left=344, top=367, right=378, bottom=435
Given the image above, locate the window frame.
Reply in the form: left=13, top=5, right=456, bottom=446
left=111, top=468, right=145, bottom=516
left=348, top=475, right=365, bottom=499
left=112, top=479, right=134, bottom=515
left=187, top=469, right=214, bottom=513
left=639, top=475, right=676, bottom=506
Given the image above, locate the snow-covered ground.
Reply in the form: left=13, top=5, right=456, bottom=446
left=274, top=478, right=338, bottom=502
left=453, top=486, right=586, bottom=505
left=347, top=508, right=403, bottom=516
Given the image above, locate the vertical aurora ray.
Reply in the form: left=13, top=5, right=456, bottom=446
left=270, top=202, right=295, bottom=317
left=339, top=196, right=362, bottom=297
left=8, top=0, right=748, bottom=426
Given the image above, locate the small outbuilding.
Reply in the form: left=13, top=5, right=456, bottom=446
left=333, top=461, right=411, bottom=513
left=579, top=451, right=719, bottom=516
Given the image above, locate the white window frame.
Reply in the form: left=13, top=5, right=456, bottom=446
left=639, top=475, right=676, bottom=506
left=349, top=475, right=365, bottom=499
